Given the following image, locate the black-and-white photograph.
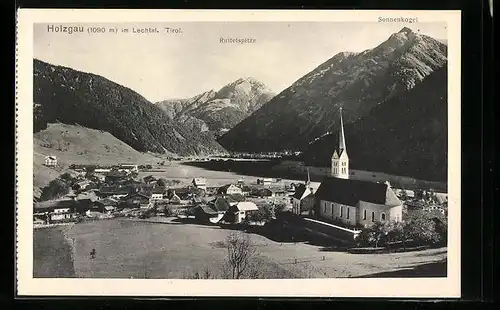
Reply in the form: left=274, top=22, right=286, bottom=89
left=16, top=10, right=463, bottom=297
left=31, top=20, right=450, bottom=280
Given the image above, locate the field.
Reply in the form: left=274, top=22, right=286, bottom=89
left=33, top=225, right=76, bottom=277
left=34, top=219, right=447, bottom=279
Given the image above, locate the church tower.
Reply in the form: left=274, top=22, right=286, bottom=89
left=331, top=107, right=349, bottom=179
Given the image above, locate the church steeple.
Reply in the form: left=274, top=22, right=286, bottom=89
left=339, top=106, right=346, bottom=154
left=331, top=107, right=349, bottom=179
left=305, top=167, right=311, bottom=186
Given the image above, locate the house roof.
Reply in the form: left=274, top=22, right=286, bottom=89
left=226, top=193, right=245, bottom=203
left=315, top=177, right=402, bottom=207
left=97, top=198, right=119, bottom=206
left=99, top=186, right=130, bottom=195
left=152, top=188, right=166, bottom=194
left=34, top=199, right=75, bottom=211
left=106, top=170, right=128, bottom=177
left=291, top=184, right=312, bottom=200
left=234, top=201, right=259, bottom=212
left=197, top=204, right=218, bottom=215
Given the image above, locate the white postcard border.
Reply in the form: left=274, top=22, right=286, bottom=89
left=16, top=9, right=461, bottom=297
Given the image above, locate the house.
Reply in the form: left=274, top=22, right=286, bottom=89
left=291, top=184, right=315, bottom=215
left=166, top=190, right=182, bottom=204
left=225, top=194, right=245, bottom=206
left=118, top=164, right=139, bottom=173
left=143, top=175, right=157, bottom=184
left=105, top=170, right=129, bottom=183
left=34, top=199, right=78, bottom=221
left=194, top=197, right=231, bottom=224
left=192, top=178, right=207, bottom=190
left=75, top=190, right=100, bottom=202
left=44, top=155, right=57, bottom=167
left=125, top=192, right=151, bottom=208
left=98, top=186, right=131, bottom=199
left=217, top=184, right=243, bottom=196
left=73, top=180, right=91, bottom=191
left=150, top=188, right=166, bottom=201
left=95, top=197, right=118, bottom=212
left=315, top=177, right=403, bottom=227
left=237, top=185, right=252, bottom=196
left=257, top=178, right=273, bottom=186
left=313, top=107, right=402, bottom=228
left=222, top=201, right=259, bottom=224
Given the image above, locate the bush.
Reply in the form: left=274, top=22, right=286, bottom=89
left=40, top=179, right=70, bottom=201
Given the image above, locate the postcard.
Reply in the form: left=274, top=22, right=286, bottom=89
left=16, top=9, right=461, bottom=297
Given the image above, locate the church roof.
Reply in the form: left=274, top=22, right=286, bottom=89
left=291, top=184, right=312, bottom=200
left=315, top=177, right=401, bottom=207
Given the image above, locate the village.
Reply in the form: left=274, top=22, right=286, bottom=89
left=35, top=109, right=449, bottom=251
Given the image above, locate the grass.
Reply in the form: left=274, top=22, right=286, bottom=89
left=34, top=218, right=447, bottom=279
left=33, top=225, right=76, bottom=278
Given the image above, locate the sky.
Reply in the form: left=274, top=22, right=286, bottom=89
left=34, top=22, right=446, bottom=102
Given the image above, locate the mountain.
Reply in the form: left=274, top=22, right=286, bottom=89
left=218, top=27, right=448, bottom=152
left=33, top=59, right=226, bottom=156
left=302, top=66, right=448, bottom=182
left=155, top=77, right=275, bottom=137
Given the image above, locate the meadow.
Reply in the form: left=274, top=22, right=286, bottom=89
left=33, top=219, right=447, bottom=279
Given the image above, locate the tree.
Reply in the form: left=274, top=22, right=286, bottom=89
left=404, top=210, right=441, bottom=245
left=40, top=179, right=70, bottom=201
left=224, top=232, right=258, bottom=279
left=157, top=178, right=167, bottom=188
left=246, top=205, right=274, bottom=223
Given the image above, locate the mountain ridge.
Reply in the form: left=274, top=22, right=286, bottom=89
left=218, top=27, right=447, bottom=152
left=33, top=59, right=227, bottom=156
left=303, top=66, right=448, bottom=182
left=155, top=77, right=275, bottom=137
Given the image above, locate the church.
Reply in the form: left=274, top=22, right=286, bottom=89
left=313, top=108, right=403, bottom=228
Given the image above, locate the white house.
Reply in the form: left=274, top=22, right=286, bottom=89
left=51, top=207, right=73, bottom=221
left=44, top=155, right=57, bottom=167
left=218, top=184, right=243, bottom=196
left=224, top=201, right=259, bottom=224
left=150, top=188, right=166, bottom=201
left=257, top=178, right=273, bottom=186
left=118, top=164, right=139, bottom=173
left=192, top=178, right=207, bottom=190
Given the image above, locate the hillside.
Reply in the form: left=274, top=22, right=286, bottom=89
left=156, top=77, right=275, bottom=137
left=33, top=123, right=163, bottom=200
left=218, top=27, right=447, bottom=152
left=33, top=59, right=227, bottom=156
left=302, top=66, right=448, bottom=182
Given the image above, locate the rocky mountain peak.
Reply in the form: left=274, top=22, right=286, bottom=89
left=398, top=26, right=414, bottom=34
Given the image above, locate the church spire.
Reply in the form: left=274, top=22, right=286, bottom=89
left=306, top=167, right=311, bottom=186
left=331, top=106, right=349, bottom=179
left=339, top=106, right=346, bottom=153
